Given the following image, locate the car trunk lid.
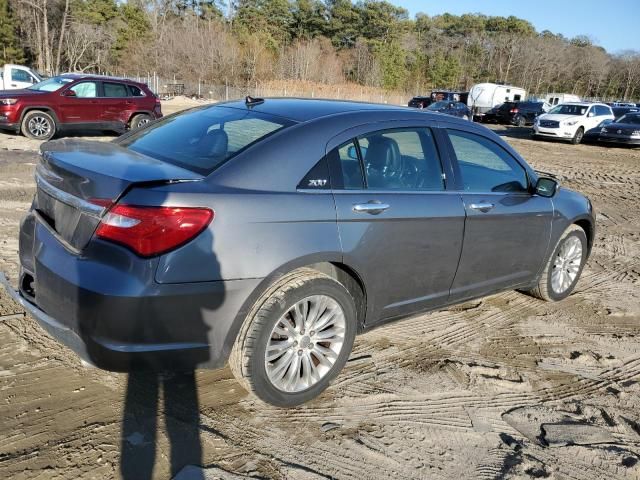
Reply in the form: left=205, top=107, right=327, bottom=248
left=35, top=139, right=203, bottom=251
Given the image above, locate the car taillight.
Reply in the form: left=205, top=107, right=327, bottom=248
left=510, top=108, right=519, bottom=113
left=95, top=204, right=214, bottom=257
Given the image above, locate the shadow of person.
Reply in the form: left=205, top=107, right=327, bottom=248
left=115, top=224, right=222, bottom=480
left=120, top=370, right=203, bottom=480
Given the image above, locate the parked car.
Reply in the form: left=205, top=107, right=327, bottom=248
left=408, top=96, right=432, bottom=109
left=408, top=90, right=468, bottom=109
left=0, top=98, right=595, bottom=407
left=0, top=64, right=42, bottom=90
left=494, top=101, right=550, bottom=126
left=0, top=74, right=162, bottom=140
left=426, top=100, right=472, bottom=120
left=612, top=106, right=640, bottom=120
left=597, top=112, right=640, bottom=145
left=467, top=83, right=526, bottom=120
left=533, top=102, right=614, bottom=144
left=611, top=102, right=636, bottom=108
left=479, top=104, right=502, bottom=123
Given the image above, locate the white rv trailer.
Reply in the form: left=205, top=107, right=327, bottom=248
left=467, top=83, right=527, bottom=119
left=544, top=93, right=582, bottom=106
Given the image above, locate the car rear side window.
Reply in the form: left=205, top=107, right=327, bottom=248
left=103, top=82, right=129, bottom=98
left=328, top=141, right=364, bottom=189
left=358, top=128, right=444, bottom=191
left=118, top=106, right=294, bottom=175
left=128, top=85, right=145, bottom=97
left=446, top=129, right=528, bottom=193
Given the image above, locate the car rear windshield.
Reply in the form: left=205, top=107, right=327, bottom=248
left=117, top=106, right=294, bottom=175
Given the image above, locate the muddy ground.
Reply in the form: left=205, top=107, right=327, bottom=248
left=1, top=104, right=639, bottom=479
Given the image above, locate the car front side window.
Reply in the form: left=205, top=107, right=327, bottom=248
left=447, top=129, right=528, bottom=193
left=70, top=82, right=97, bottom=98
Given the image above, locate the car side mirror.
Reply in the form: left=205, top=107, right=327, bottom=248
left=535, top=177, right=559, bottom=197
left=62, top=89, right=76, bottom=97
left=347, top=145, right=358, bottom=160
left=587, top=111, right=594, bottom=117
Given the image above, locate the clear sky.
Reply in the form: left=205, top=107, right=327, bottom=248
left=389, top=0, right=640, bottom=54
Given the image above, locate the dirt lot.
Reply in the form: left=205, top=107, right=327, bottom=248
left=1, top=103, right=639, bottom=479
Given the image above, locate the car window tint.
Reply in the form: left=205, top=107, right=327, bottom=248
left=103, top=82, right=129, bottom=98
left=358, top=128, right=444, bottom=191
left=329, top=141, right=364, bottom=189
left=447, top=129, right=528, bottom=193
left=119, top=107, right=293, bottom=175
left=70, top=82, right=97, bottom=98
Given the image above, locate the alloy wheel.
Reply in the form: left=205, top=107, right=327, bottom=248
left=264, top=295, right=346, bottom=393
left=28, top=116, right=52, bottom=138
left=551, top=236, right=583, bottom=294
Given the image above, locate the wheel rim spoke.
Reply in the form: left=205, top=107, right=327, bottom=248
left=551, top=236, right=583, bottom=294
left=265, top=294, right=346, bottom=393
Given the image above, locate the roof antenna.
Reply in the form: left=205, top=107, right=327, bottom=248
left=245, top=96, right=264, bottom=107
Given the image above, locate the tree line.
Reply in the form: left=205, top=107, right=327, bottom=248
left=1, top=0, right=639, bottom=100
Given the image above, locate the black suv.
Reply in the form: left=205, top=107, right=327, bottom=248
left=495, top=101, right=548, bottom=126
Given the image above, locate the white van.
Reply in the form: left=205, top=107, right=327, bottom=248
left=545, top=93, right=581, bottom=106
left=467, top=83, right=527, bottom=120
left=0, top=65, right=42, bottom=90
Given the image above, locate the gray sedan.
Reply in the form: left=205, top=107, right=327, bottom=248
left=1, top=98, right=595, bottom=407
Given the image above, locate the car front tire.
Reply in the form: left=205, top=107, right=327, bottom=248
left=571, top=127, right=585, bottom=145
left=524, top=225, right=588, bottom=302
left=230, top=268, right=357, bottom=407
left=21, top=110, right=56, bottom=141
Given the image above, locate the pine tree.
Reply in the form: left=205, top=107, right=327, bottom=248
left=0, top=0, right=26, bottom=64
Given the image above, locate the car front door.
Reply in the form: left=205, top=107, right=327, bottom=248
left=58, top=81, right=102, bottom=127
left=9, top=67, right=38, bottom=89
left=444, top=128, right=553, bottom=301
left=330, top=125, right=466, bottom=323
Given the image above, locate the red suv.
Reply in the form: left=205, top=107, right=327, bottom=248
left=0, top=74, right=162, bottom=140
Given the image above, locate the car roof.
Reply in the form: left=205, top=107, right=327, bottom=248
left=218, top=97, right=428, bottom=122
left=58, top=73, right=144, bottom=85
left=560, top=102, right=608, bottom=107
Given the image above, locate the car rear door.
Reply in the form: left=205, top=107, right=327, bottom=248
left=329, top=122, right=466, bottom=324
left=443, top=128, right=553, bottom=301
left=98, top=81, right=135, bottom=130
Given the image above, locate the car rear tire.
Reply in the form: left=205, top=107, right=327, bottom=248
left=524, top=225, right=587, bottom=302
left=516, top=116, right=526, bottom=127
left=229, top=268, right=356, bottom=407
left=130, top=113, right=152, bottom=130
left=21, top=110, right=56, bottom=141
left=571, top=127, right=585, bottom=145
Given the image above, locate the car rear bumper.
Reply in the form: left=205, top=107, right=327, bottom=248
left=8, top=211, right=261, bottom=372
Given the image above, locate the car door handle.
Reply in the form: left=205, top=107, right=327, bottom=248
left=468, top=202, right=495, bottom=213
left=352, top=202, right=390, bottom=215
